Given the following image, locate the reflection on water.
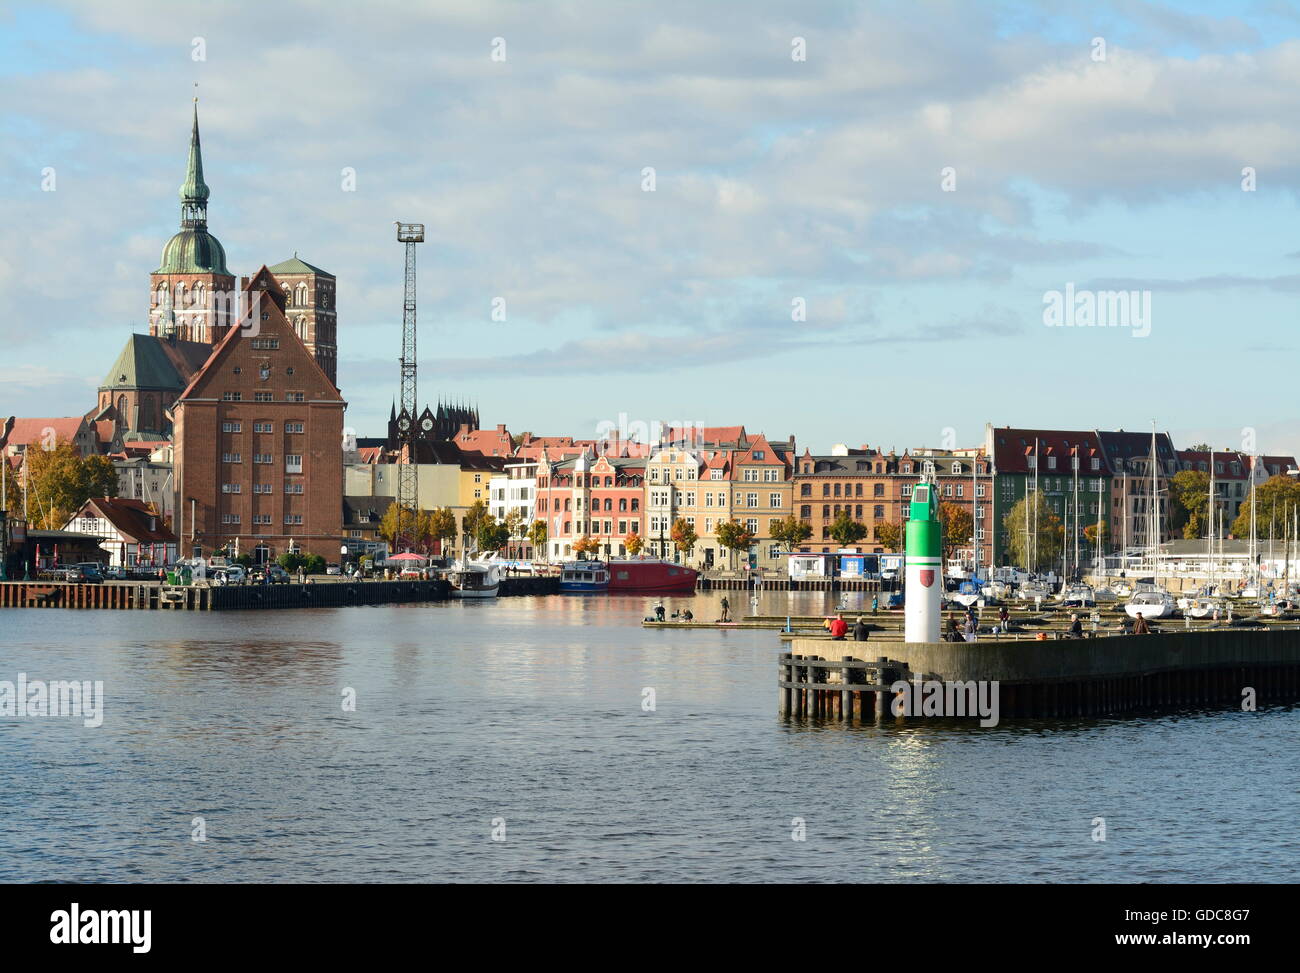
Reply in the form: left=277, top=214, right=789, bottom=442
left=0, top=591, right=1297, bottom=883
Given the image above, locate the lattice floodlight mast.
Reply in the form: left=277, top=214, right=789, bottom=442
left=395, top=222, right=424, bottom=553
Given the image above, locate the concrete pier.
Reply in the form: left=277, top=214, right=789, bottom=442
left=783, top=627, right=1300, bottom=719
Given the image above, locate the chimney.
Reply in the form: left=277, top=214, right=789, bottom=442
left=497, top=423, right=506, bottom=434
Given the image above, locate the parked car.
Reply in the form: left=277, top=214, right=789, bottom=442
left=102, top=565, right=128, bottom=581
left=213, top=564, right=247, bottom=586
left=68, top=562, right=105, bottom=584
left=326, top=563, right=341, bottom=576
left=266, top=565, right=290, bottom=584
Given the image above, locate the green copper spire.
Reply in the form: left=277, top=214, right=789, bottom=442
left=155, top=100, right=230, bottom=276
left=180, top=99, right=210, bottom=226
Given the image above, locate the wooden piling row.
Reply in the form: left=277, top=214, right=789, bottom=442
left=779, top=653, right=910, bottom=722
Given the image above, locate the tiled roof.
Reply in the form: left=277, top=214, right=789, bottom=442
left=72, top=497, right=176, bottom=544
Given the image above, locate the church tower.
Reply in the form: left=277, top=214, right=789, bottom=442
left=269, top=254, right=338, bottom=387
left=149, top=101, right=236, bottom=345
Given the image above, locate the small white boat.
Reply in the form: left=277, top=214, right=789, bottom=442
left=1124, top=587, right=1177, bottom=619
left=1058, top=584, right=1095, bottom=608
left=1185, top=599, right=1224, bottom=620
left=1019, top=580, right=1052, bottom=601
left=447, top=557, right=501, bottom=599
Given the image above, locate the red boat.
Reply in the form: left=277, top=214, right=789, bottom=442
left=606, top=559, right=699, bottom=592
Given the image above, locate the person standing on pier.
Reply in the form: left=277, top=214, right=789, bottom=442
left=1132, top=612, right=1150, bottom=635
left=871, top=595, right=878, bottom=614
left=720, top=596, right=731, bottom=622
left=654, top=600, right=666, bottom=622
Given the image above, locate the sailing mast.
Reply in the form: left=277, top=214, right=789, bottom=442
left=1149, top=423, right=1159, bottom=585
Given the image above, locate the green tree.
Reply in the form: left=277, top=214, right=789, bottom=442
left=715, top=519, right=755, bottom=570
left=475, top=518, right=510, bottom=554
left=873, top=521, right=902, bottom=552
left=23, top=442, right=119, bottom=529
left=828, top=510, right=868, bottom=547
left=303, top=553, right=326, bottom=574
left=937, top=501, right=972, bottom=561
left=770, top=515, right=812, bottom=552
left=1169, top=469, right=1210, bottom=537
left=461, top=500, right=492, bottom=549
left=504, top=509, right=527, bottom=556
left=1002, top=491, right=1064, bottom=573
left=276, top=551, right=306, bottom=572
left=527, top=519, right=548, bottom=559
left=1230, top=475, right=1300, bottom=540
left=670, top=517, right=697, bottom=558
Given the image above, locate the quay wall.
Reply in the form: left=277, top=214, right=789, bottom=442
left=784, top=628, right=1300, bottom=719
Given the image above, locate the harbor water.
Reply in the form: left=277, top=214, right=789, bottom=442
left=1, top=590, right=1297, bottom=883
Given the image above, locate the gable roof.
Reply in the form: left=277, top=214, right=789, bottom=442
left=100, top=334, right=213, bottom=392
left=177, top=268, right=344, bottom=403
left=268, top=255, right=335, bottom=278
left=71, top=497, right=177, bottom=544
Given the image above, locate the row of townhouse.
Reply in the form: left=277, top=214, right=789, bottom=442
left=792, top=445, right=996, bottom=569
left=533, top=427, right=798, bottom=567
left=987, top=425, right=1298, bottom=567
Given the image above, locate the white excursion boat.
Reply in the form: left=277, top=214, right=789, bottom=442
left=446, top=556, right=502, bottom=599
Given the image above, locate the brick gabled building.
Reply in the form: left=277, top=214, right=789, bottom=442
left=172, top=267, right=345, bottom=562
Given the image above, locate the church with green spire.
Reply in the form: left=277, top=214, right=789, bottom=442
left=148, top=101, right=236, bottom=345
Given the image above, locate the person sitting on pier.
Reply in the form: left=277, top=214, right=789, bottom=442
left=853, top=617, right=869, bottom=641
left=1132, top=612, right=1150, bottom=635
left=682, top=608, right=693, bottom=623
left=945, top=616, right=963, bottom=642
left=828, top=613, right=848, bottom=640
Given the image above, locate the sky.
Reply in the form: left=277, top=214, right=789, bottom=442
left=2, top=0, right=1299, bottom=458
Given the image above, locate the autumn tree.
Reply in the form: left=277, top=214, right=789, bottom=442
left=378, top=504, right=434, bottom=553
left=873, top=521, right=902, bottom=552
left=572, top=535, right=601, bottom=558
left=1230, top=475, right=1300, bottom=540
left=528, top=519, right=548, bottom=559
left=427, top=507, right=458, bottom=557
left=1002, top=491, right=1064, bottom=573
left=770, top=515, right=811, bottom=552
left=715, top=519, right=755, bottom=570
left=624, top=532, right=644, bottom=556
left=937, top=501, right=973, bottom=561
left=23, top=443, right=118, bottom=529
left=670, top=517, right=698, bottom=557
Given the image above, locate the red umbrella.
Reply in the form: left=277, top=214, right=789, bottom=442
left=389, top=552, right=425, bottom=561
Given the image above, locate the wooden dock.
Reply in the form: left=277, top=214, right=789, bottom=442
left=0, top=574, right=557, bottom=611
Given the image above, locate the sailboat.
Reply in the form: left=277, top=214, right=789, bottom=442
left=1124, top=426, right=1177, bottom=619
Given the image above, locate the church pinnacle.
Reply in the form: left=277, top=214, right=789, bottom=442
left=154, top=100, right=230, bottom=277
